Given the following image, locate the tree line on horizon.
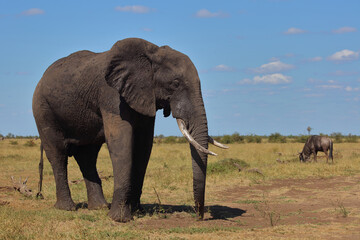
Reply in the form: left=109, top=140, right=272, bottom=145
left=1, top=132, right=358, bottom=144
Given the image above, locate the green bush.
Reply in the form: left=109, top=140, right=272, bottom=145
left=330, top=132, right=343, bottom=143
left=268, top=133, right=286, bottom=143
left=162, top=136, right=177, bottom=144
left=23, top=140, right=36, bottom=147
left=345, top=134, right=358, bottom=143
left=207, top=158, right=250, bottom=174
left=231, top=132, right=245, bottom=143
left=221, top=135, right=232, bottom=144
left=294, top=135, right=309, bottom=143
left=219, top=132, right=245, bottom=144
left=246, top=135, right=262, bottom=143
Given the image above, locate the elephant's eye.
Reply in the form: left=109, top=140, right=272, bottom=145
left=172, top=79, right=180, bottom=89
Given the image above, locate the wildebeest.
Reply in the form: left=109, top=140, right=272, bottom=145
left=299, top=135, right=334, bottom=163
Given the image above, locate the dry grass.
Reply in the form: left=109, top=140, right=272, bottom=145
left=0, top=139, right=360, bottom=239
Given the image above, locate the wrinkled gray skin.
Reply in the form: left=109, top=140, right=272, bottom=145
left=299, top=135, right=334, bottom=163
left=33, top=38, right=210, bottom=222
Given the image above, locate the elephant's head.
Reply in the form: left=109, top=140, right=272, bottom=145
left=105, top=38, right=227, bottom=219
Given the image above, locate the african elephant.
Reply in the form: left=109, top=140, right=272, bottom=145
left=32, top=38, right=227, bottom=222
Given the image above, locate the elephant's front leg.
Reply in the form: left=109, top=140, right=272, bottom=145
left=131, top=117, right=155, bottom=213
left=103, top=112, right=134, bottom=222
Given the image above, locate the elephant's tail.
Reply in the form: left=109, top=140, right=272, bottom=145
left=329, top=140, right=334, bottom=163
left=36, top=143, right=44, bottom=199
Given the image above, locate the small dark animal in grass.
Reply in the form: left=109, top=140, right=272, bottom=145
left=299, top=135, right=334, bottom=163
left=32, top=38, right=228, bottom=222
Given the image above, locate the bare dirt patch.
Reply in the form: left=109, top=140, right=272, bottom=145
left=129, top=175, right=360, bottom=239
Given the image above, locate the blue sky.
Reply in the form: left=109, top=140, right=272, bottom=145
left=0, top=0, right=359, bottom=137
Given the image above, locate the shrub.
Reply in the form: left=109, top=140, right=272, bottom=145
left=345, top=134, right=358, bottom=143
left=330, top=132, right=343, bottom=143
left=231, top=132, right=245, bottom=143
left=294, top=135, right=309, bottom=143
left=23, top=140, right=36, bottom=147
left=162, top=136, right=177, bottom=144
left=221, top=135, right=233, bottom=144
left=207, top=158, right=250, bottom=174
left=219, top=132, right=245, bottom=144
left=268, top=133, right=286, bottom=143
left=177, top=137, right=187, bottom=143
left=246, top=134, right=262, bottom=143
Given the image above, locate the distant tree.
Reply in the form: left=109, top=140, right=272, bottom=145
left=330, top=132, right=343, bottom=143
left=231, top=132, right=245, bottom=143
left=268, top=133, right=286, bottom=143
left=221, top=135, right=233, bottom=144
left=345, top=134, right=358, bottom=143
left=6, top=133, right=15, bottom=138
left=307, top=126, right=312, bottom=135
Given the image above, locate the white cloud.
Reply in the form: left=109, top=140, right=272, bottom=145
left=239, top=73, right=292, bottom=85
left=328, top=49, right=359, bottom=62
left=308, top=56, right=323, bottom=62
left=345, top=86, right=360, bottom=92
left=115, top=5, right=152, bottom=14
left=284, top=27, right=306, bottom=35
left=317, top=85, right=342, bottom=89
left=21, top=8, right=44, bottom=16
left=251, top=60, right=294, bottom=74
left=195, top=9, right=229, bottom=18
left=212, top=64, right=234, bottom=72
left=332, top=26, right=357, bottom=34
left=308, top=78, right=323, bottom=84
left=329, top=70, right=359, bottom=76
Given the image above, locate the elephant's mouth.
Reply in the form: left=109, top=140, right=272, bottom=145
left=176, top=119, right=228, bottom=155
left=156, top=99, right=171, bottom=117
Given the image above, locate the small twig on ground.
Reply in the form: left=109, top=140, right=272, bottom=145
left=232, top=162, right=243, bottom=172
left=153, top=187, right=162, bottom=205
left=246, top=168, right=264, bottom=176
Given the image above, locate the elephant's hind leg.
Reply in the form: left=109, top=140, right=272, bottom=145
left=74, top=144, right=108, bottom=210
left=40, top=128, right=76, bottom=211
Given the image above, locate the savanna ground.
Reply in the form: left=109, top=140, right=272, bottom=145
left=0, top=138, right=359, bottom=239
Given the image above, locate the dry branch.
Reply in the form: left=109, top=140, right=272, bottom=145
left=246, top=168, right=264, bottom=176
left=232, top=162, right=244, bottom=172
left=11, top=176, right=33, bottom=197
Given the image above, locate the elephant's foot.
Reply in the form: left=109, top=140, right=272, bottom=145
left=54, top=199, right=76, bottom=211
left=84, top=180, right=108, bottom=210
left=108, top=202, right=133, bottom=222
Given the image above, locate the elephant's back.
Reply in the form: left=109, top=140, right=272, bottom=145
left=33, top=50, right=106, bottom=134
left=42, top=50, right=97, bottom=83
left=34, top=50, right=104, bottom=102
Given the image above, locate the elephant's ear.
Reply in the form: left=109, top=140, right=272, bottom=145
left=105, top=39, right=158, bottom=117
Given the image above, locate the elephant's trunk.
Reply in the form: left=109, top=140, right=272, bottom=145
left=176, top=96, right=209, bottom=220
left=189, top=106, right=208, bottom=220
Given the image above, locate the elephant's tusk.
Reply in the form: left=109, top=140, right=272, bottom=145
left=208, top=136, right=229, bottom=149
left=176, top=119, right=217, bottom=156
